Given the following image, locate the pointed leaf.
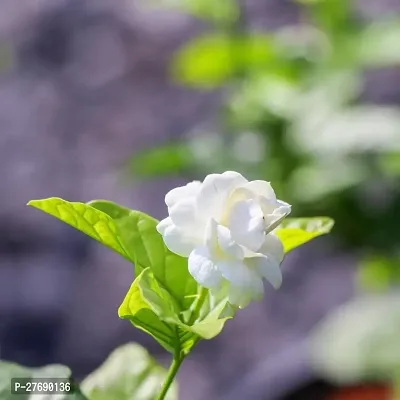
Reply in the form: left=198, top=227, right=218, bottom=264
left=89, top=201, right=198, bottom=310
left=275, top=217, right=334, bottom=253
left=27, top=198, right=133, bottom=262
left=81, top=343, right=177, bottom=400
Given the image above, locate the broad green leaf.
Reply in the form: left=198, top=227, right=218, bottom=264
left=171, top=34, right=279, bottom=88
left=28, top=198, right=198, bottom=310
left=357, top=18, right=400, bottom=67
left=275, top=217, right=334, bottom=253
left=27, top=198, right=134, bottom=263
left=88, top=201, right=198, bottom=310
left=81, top=343, right=177, bottom=400
left=358, top=256, right=400, bottom=292
left=310, top=293, right=400, bottom=384
left=128, top=143, right=193, bottom=178
left=0, top=362, right=86, bottom=400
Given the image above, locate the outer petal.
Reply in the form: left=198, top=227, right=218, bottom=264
left=259, top=233, right=284, bottom=263
left=160, top=223, right=199, bottom=257
left=197, top=171, right=248, bottom=219
left=228, top=280, right=264, bottom=308
left=228, top=199, right=265, bottom=252
left=168, top=197, right=199, bottom=230
left=246, top=256, right=282, bottom=289
left=243, top=180, right=276, bottom=201
left=165, top=181, right=202, bottom=207
left=264, top=200, right=292, bottom=233
left=188, top=246, right=223, bottom=288
left=156, top=217, right=173, bottom=235
left=217, top=259, right=262, bottom=290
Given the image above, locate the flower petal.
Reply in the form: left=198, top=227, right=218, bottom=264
left=197, top=171, right=248, bottom=219
left=263, top=201, right=291, bottom=233
left=217, top=259, right=261, bottom=288
left=168, top=197, right=199, bottom=229
left=217, top=225, right=245, bottom=260
left=165, top=181, right=202, bottom=207
left=205, top=219, right=244, bottom=260
left=246, top=255, right=283, bottom=289
left=243, top=180, right=276, bottom=201
left=228, top=284, right=264, bottom=308
left=228, top=199, right=265, bottom=252
left=161, top=224, right=198, bottom=257
left=259, top=233, right=284, bottom=263
left=188, top=246, right=223, bottom=288
left=156, top=217, right=173, bottom=235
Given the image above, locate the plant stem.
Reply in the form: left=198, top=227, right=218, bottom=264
left=188, top=286, right=208, bottom=326
left=156, top=351, right=185, bottom=400
left=156, top=287, right=207, bottom=400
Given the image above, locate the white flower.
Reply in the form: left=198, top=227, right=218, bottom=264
left=157, top=171, right=291, bottom=308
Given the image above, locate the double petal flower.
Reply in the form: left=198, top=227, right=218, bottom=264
left=157, top=171, right=291, bottom=308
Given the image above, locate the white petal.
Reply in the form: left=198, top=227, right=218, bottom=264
left=197, top=171, right=248, bottom=219
left=217, top=225, right=245, bottom=260
left=228, top=199, right=265, bottom=252
left=263, top=201, right=291, bottom=233
left=188, top=246, right=223, bottom=288
left=168, top=197, right=199, bottom=229
left=246, top=255, right=282, bottom=289
left=243, top=180, right=276, bottom=201
left=228, top=281, right=264, bottom=308
left=259, top=233, right=284, bottom=263
left=205, top=219, right=244, bottom=260
left=156, top=217, right=173, bottom=235
left=217, top=259, right=261, bottom=288
left=161, top=224, right=198, bottom=257
left=165, top=181, right=202, bottom=207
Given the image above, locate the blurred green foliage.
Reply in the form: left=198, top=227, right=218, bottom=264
left=131, top=0, right=400, bottom=259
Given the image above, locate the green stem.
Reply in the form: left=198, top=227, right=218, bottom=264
left=188, top=286, right=208, bottom=326
left=156, top=351, right=185, bottom=400
left=156, top=288, right=208, bottom=399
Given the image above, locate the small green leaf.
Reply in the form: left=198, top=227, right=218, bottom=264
left=27, top=198, right=134, bottom=263
left=81, top=343, right=177, bottom=400
left=119, top=268, right=232, bottom=354
left=171, top=34, right=279, bottom=88
left=275, top=217, right=334, bottom=253
left=0, top=362, right=86, bottom=400
left=118, top=268, right=196, bottom=353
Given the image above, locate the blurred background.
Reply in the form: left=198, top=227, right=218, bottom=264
left=0, top=0, right=399, bottom=399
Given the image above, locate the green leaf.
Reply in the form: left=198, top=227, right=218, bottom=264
left=119, top=268, right=232, bottom=354
left=310, top=293, right=400, bottom=384
left=128, top=143, right=193, bottom=178
left=27, top=198, right=134, bottom=263
left=0, top=362, right=86, bottom=400
left=171, top=34, right=279, bottom=88
left=357, top=18, right=400, bottom=67
left=28, top=199, right=233, bottom=352
left=275, top=217, right=334, bottom=253
left=81, top=343, right=177, bottom=400
left=88, top=201, right=198, bottom=310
